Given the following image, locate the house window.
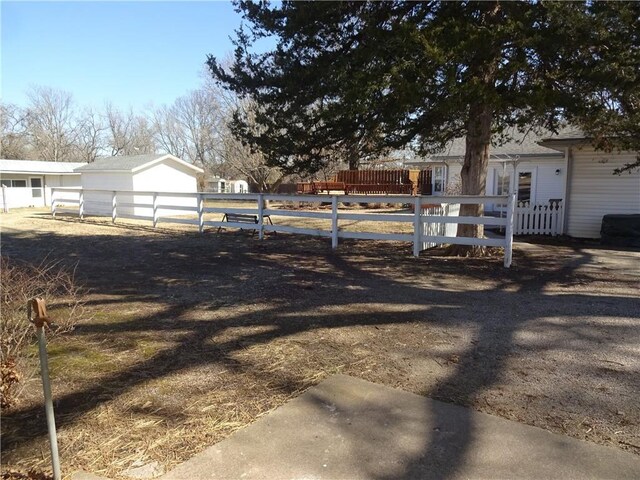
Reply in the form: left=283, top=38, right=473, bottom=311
left=433, top=166, right=446, bottom=195
left=496, top=171, right=510, bottom=196
left=31, top=178, right=43, bottom=198
left=1, top=179, right=27, bottom=187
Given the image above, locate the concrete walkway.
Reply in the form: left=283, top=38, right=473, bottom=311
left=161, top=375, right=640, bottom=480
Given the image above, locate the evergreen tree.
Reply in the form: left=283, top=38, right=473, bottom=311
left=209, top=1, right=639, bottom=244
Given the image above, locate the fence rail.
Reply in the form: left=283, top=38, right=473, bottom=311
left=51, top=188, right=516, bottom=267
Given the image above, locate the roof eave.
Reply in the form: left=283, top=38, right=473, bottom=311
left=130, top=154, right=204, bottom=174
left=1, top=170, right=82, bottom=175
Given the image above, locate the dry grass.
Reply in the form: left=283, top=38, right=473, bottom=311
left=0, top=256, right=86, bottom=409
left=1, top=208, right=639, bottom=478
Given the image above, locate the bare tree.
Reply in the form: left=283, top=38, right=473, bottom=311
left=153, top=105, right=190, bottom=159
left=73, top=108, right=107, bottom=162
left=0, top=102, right=30, bottom=159
left=105, top=103, right=156, bottom=156
left=153, top=89, right=223, bottom=169
left=203, top=68, right=286, bottom=192
left=219, top=101, right=286, bottom=192
left=24, top=86, right=79, bottom=161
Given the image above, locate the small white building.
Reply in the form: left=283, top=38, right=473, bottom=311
left=205, top=177, right=249, bottom=193
left=74, top=154, right=203, bottom=217
left=229, top=179, right=249, bottom=193
left=0, top=159, right=85, bottom=210
left=205, top=176, right=228, bottom=193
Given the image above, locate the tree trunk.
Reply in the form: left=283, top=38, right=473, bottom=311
left=447, top=104, right=492, bottom=256
left=347, top=142, right=359, bottom=170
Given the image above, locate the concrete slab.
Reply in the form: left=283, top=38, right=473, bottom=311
left=162, top=375, right=640, bottom=480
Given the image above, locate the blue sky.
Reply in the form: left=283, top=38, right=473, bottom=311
left=1, top=1, right=255, bottom=111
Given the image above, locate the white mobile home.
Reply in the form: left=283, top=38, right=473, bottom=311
left=74, top=154, right=204, bottom=217
left=0, top=159, right=85, bottom=210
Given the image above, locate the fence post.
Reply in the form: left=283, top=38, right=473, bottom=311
left=111, top=191, right=117, bottom=223
left=50, top=188, right=56, bottom=217
left=504, top=193, right=516, bottom=268
left=197, top=193, right=204, bottom=234
left=258, top=194, right=265, bottom=240
left=331, top=195, right=339, bottom=249
left=2, top=185, right=8, bottom=213
left=556, top=202, right=564, bottom=236
left=78, top=190, right=84, bottom=219
left=413, top=195, right=421, bottom=257
left=152, top=192, right=159, bottom=228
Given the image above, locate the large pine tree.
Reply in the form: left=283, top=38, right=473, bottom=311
left=209, top=1, right=639, bottom=244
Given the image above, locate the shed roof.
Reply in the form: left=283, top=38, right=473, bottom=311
left=74, top=154, right=204, bottom=174
left=0, top=159, right=87, bottom=175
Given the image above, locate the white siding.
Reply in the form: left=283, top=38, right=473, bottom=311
left=567, top=148, right=640, bottom=238
left=44, top=174, right=81, bottom=206
left=534, top=162, right=565, bottom=203
left=132, top=160, right=198, bottom=217
left=81, top=172, right=134, bottom=215
left=446, top=163, right=463, bottom=191
left=0, top=173, right=47, bottom=208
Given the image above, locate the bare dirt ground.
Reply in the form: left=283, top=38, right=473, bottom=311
left=1, top=208, right=639, bottom=478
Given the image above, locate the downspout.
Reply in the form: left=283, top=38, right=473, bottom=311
left=561, top=147, right=571, bottom=235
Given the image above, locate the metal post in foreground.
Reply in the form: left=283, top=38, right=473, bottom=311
left=28, top=298, right=62, bottom=480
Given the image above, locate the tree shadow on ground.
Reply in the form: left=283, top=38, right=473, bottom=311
left=2, top=220, right=639, bottom=477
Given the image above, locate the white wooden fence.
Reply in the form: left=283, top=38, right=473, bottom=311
left=51, top=188, right=516, bottom=267
left=514, top=201, right=563, bottom=236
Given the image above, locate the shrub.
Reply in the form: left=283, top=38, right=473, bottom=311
left=0, top=256, right=85, bottom=408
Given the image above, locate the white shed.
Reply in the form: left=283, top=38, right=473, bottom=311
left=229, top=179, right=249, bottom=193
left=0, top=159, right=85, bottom=210
left=204, top=177, right=250, bottom=193
left=205, top=176, right=228, bottom=193
left=74, top=154, right=203, bottom=217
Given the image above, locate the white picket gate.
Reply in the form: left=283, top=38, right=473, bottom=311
left=514, top=201, right=563, bottom=236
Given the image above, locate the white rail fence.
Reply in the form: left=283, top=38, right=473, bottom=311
left=514, top=201, right=563, bottom=236
left=51, top=188, right=516, bottom=267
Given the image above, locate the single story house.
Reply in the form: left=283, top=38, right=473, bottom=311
left=405, top=130, right=566, bottom=212
left=406, top=129, right=639, bottom=239
left=0, top=159, right=86, bottom=210
left=74, top=154, right=204, bottom=217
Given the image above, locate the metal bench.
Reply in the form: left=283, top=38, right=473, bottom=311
left=218, top=213, right=273, bottom=235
